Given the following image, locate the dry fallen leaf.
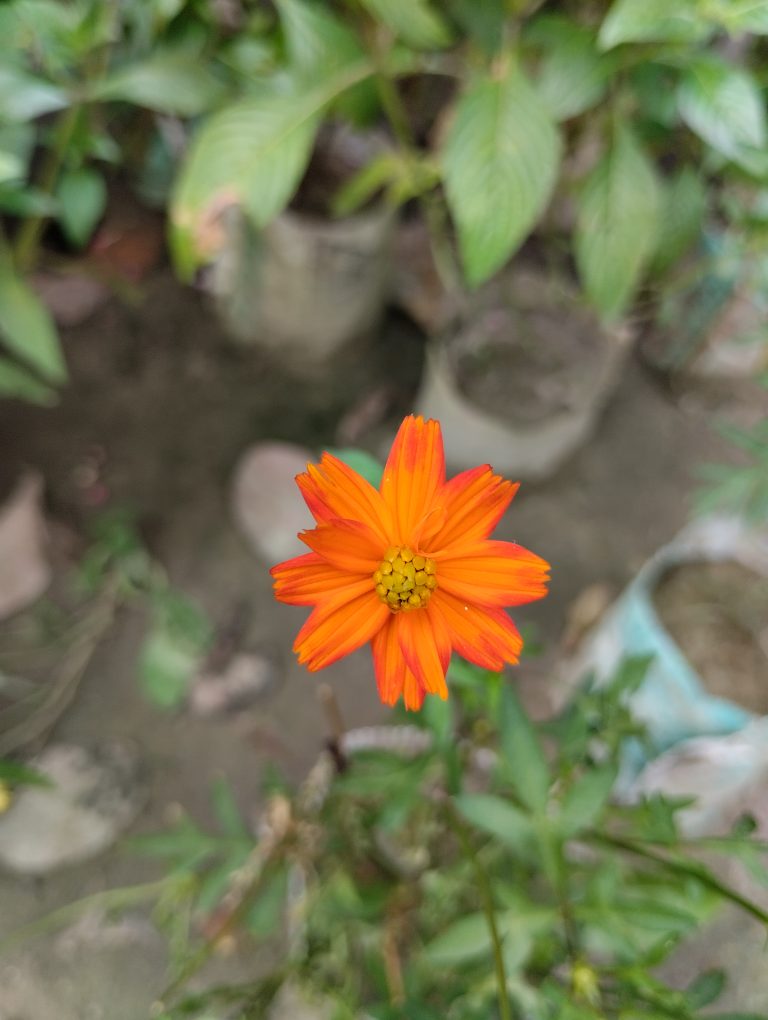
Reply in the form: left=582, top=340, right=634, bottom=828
left=0, top=473, right=51, bottom=621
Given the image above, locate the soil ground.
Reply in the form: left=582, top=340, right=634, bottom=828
left=0, top=266, right=766, bottom=1018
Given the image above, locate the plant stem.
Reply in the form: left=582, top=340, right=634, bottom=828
left=371, top=53, right=465, bottom=313
left=447, top=807, right=514, bottom=1020
left=14, top=105, right=81, bottom=274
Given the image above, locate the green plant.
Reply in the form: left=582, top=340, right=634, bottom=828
left=172, top=0, right=768, bottom=324
left=0, top=0, right=269, bottom=402
left=10, top=655, right=766, bottom=1019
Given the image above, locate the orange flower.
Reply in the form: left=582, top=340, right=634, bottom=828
left=271, top=416, right=549, bottom=710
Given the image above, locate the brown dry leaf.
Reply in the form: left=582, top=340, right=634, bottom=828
left=0, top=474, right=51, bottom=621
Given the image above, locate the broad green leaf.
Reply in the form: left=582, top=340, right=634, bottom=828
left=498, top=685, right=550, bottom=812
left=650, top=166, right=706, bottom=273
left=442, top=63, right=561, bottom=286
left=327, top=447, right=384, bottom=486
left=454, top=793, right=534, bottom=850
left=0, top=185, right=58, bottom=217
left=678, top=57, right=767, bottom=171
left=0, top=357, right=56, bottom=404
left=93, top=53, right=226, bottom=116
left=0, top=66, right=67, bottom=120
left=574, top=124, right=661, bottom=319
left=56, top=167, right=107, bottom=248
left=686, top=969, right=726, bottom=1009
left=358, top=0, right=452, bottom=50
left=277, top=0, right=362, bottom=75
left=557, top=764, right=617, bottom=837
left=598, top=0, right=711, bottom=50
left=527, top=16, right=608, bottom=121
left=171, top=66, right=371, bottom=276
left=0, top=261, right=67, bottom=383
left=709, top=0, right=768, bottom=34
left=445, top=0, right=505, bottom=56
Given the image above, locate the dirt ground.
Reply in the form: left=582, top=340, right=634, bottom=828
left=0, top=267, right=765, bottom=1018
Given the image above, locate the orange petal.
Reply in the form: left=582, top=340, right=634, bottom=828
left=381, top=416, right=445, bottom=543
left=271, top=552, right=366, bottom=606
left=403, top=668, right=426, bottom=711
left=371, top=615, right=406, bottom=706
left=437, top=540, right=550, bottom=607
left=430, top=589, right=523, bottom=669
left=294, top=589, right=389, bottom=671
left=300, top=518, right=382, bottom=573
left=396, top=608, right=449, bottom=699
left=430, top=466, right=519, bottom=553
left=297, top=453, right=394, bottom=544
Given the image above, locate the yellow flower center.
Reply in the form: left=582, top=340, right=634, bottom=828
left=373, top=546, right=437, bottom=612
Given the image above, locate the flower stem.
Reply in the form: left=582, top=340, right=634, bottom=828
left=447, top=807, right=514, bottom=1020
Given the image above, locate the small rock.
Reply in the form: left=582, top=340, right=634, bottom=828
left=190, top=651, right=279, bottom=716
left=31, top=271, right=109, bottom=327
left=0, top=474, right=51, bottom=622
left=231, top=443, right=313, bottom=563
left=0, top=742, right=145, bottom=875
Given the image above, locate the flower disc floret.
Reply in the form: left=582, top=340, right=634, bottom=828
left=373, top=546, right=437, bottom=612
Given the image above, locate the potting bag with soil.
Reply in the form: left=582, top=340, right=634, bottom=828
left=560, top=516, right=768, bottom=788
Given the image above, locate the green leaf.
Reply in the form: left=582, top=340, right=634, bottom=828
left=678, top=56, right=767, bottom=171
left=498, top=685, right=550, bottom=813
left=358, top=0, right=452, bottom=50
left=93, top=53, right=226, bottom=116
left=442, top=63, right=561, bottom=286
left=445, top=0, right=505, bottom=56
left=56, top=167, right=107, bottom=248
left=686, top=969, right=726, bottom=1009
left=0, top=65, right=67, bottom=120
left=211, top=777, right=249, bottom=839
left=277, top=0, right=363, bottom=75
left=0, top=260, right=67, bottom=383
left=0, top=759, right=52, bottom=787
left=330, top=153, right=398, bottom=216
left=650, top=166, right=706, bottom=274
left=558, top=764, right=617, bottom=837
left=138, top=625, right=201, bottom=709
left=246, top=864, right=288, bottom=936
left=454, top=793, right=534, bottom=851
left=574, top=123, right=661, bottom=319
left=527, top=16, right=608, bottom=121
left=0, top=124, right=35, bottom=184
left=0, top=356, right=56, bottom=404
left=422, top=911, right=492, bottom=966
left=171, top=65, right=371, bottom=276
left=598, top=0, right=711, bottom=50
left=710, top=0, right=768, bottom=34
left=327, top=447, right=384, bottom=486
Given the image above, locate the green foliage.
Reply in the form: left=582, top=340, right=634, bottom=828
left=70, top=652, right=767, bottom=1020
left=696, top=399, right=768, bottom=525
left=442, top=62, right=561, bottom=286
left=56, top=167, right=106, bottom=248
left=575, top=123, right=661, bottom=319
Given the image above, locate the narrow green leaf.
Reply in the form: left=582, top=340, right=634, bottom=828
left=455, top=793, right=535, bottom=850
left=0, top=759, right=52, bottom=787
left=527, top=16, right=608, bottom=121
left=358, top=0, right=452, bottom=50
left=678, top=56, right=767, bottom=170
left=574, top=124, right=661, bottom=319
left=211, top=777, right=249, bottom=839
left=558, top=764, right=617, bottom=837
left=0, top=356, right=56, bottom=404
left=650, top=167, right=706, bottom=273
left=56, top=167, right=107, bottom=248
left=330, top=154, right=398, bottom=217
left=422, top=912, right=492, bottom=966
left=0, top=65, right=67, bottom=120
left=442, top=63, right=561, bottom=286
left=598, top=0, right=711, bottom=50
left=0, top=124, right=35, bottom=184
left=0, top=261, right=67, bottom=383
left=498, top=685, right=550, bottom=813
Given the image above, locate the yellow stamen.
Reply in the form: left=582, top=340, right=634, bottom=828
left=373, top=546, right=437, bottom=611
